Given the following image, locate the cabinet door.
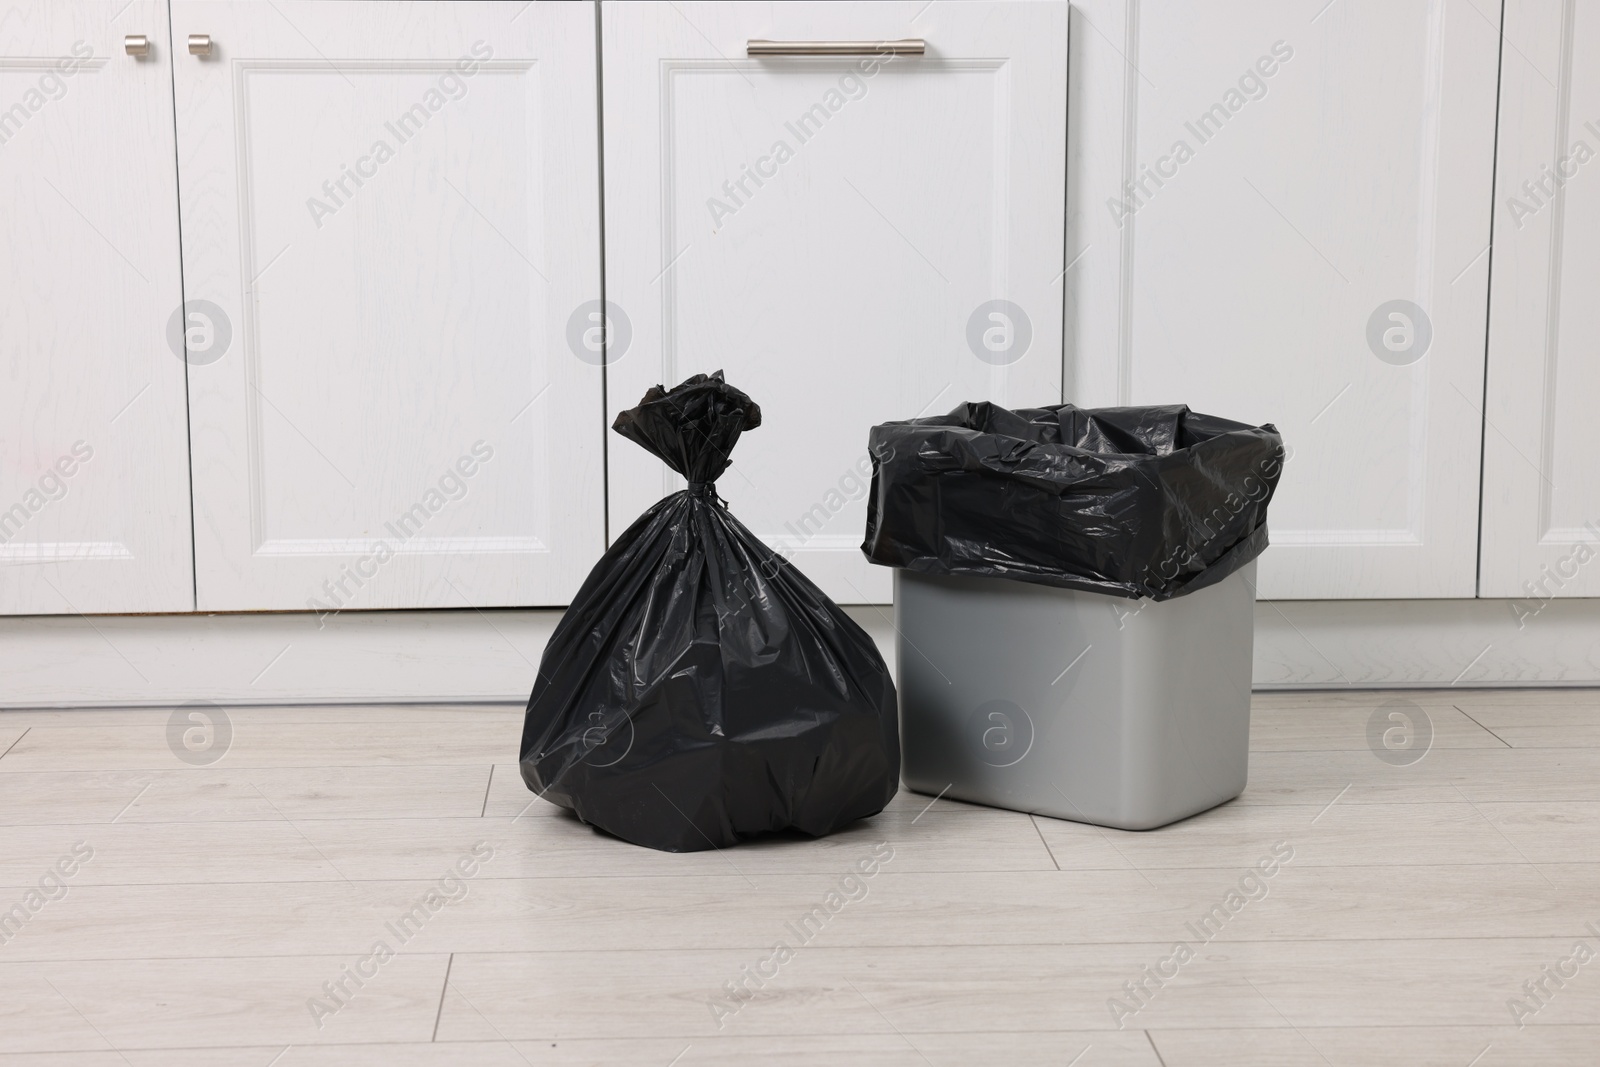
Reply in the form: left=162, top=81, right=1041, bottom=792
left=1479, top=0, right=1600, bottom=599
left=1068, top=0, right=1500, bottom=598
left=0, top=0, right=194, bottom=615
left=171, top=0, right=603, bottom=612
left=603, top=0, right=1068, bottom=604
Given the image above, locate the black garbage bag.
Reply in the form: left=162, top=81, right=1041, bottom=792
left=520, top=372, right=900, bottom=852
left=862, top=401, right=1284, bottom=601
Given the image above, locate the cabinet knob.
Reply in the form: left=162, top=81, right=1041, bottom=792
left=124, top=34, right=150, bottom=57
left=188, top=33, right=213, bottom=57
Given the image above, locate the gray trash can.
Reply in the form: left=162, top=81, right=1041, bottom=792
left=894, top=561, right=1256, bottom=830
left=863, top=401, right=1281, bottom=831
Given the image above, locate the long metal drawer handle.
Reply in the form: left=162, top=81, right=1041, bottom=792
left=746, top=39, right=925, bottom=57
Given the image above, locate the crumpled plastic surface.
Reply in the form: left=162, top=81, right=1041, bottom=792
left=861, top=401, right=1284, bottom=601
left=520, top=372, right=900, bottom=852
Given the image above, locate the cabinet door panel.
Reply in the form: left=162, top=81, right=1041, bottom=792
left=172, top=0, right=603, bottom=611
left=1067, top=0, right=1500, bottom=598
left=0, top=0, right=194, bottom=615
left=603, top=0, right=1068, bottom=604
left=1480, top=0, right=1600, bottom=598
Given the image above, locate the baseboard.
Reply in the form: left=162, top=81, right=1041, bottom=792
left=1252, top=597, right=1600, bottom=688
left=0, top=608, right=560, bottom=709
left=0, top=598, right=1596, bottom=708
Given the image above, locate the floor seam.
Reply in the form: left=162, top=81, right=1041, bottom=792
left=0, top=727, right=30, bottom=762
left=1453, top=703, right=1516, bottom=748
left=1030, top=814, right=1062, bottom=870
left=431, top=952, right=454, bottom=1042
left=1145, top=1029, right=1168, bottom=1066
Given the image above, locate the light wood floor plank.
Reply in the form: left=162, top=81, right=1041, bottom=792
left=1451, top=704, right=1600, bottom=749
left=0, top=807, right=1053, bottom=888
left=1238, top=747, right=1600, bottom=805
left=0, top=721, right=512, bottom=771
left=1250, top=690, right=1475, bottom=708
left=0, top=765, right=494, bottom=825
left=0, top=1031, right=1163, bottom=1066
left=0, top=705, right=522, bottom=727
left=1434, top=688, right=1600, bottom=708
left=1248, top=705, right=1505, bottom=750
left=1480, top=801, right=1600, bottom=862
left=1470, top=725, right=1600, bottom=748
left=1252, top=688, right=1600, bottom=709
left=1153, top=1026, right=1600, bottom=1067
left=6, top=797, right=1581, bottom=889
left=436, top=938, right=1600, bottom=1040
left=0, top=955, right=448, bottom=1054
left=1456, top=704, right=1600, bottom=727
left=1, top=865, right=1598, bottom=963
left=1031, top=801, right=1533, bottom=870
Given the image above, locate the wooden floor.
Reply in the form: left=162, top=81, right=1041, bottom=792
left=1, top=689, right=1598, bottom=1065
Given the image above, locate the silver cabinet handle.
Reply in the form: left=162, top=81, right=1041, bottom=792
left=188, top=33, right=213, bottom=57
left=747, top=39, right=924, bottom=57
left=125, top=34, right=150, bottom=57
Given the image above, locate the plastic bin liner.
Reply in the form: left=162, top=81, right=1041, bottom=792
left=520, top=372, right=900, bottom=852
left=862, top=401, right=1284, bottom=601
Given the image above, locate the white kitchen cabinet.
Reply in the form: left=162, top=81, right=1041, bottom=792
left=602, top=0, right=1069, bottom=604
left=170, top=0, right=604, bottom=612
left=0, top=0, right=195, bottom=615
left=1479, top=0, right=1600, bottom=601
left=1067, top=0, right=1501, bottom=599
left=0, top=0, right=1572, bottom=634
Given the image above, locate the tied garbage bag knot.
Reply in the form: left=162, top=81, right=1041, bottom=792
left=520, top=371, right=900, bottom=852
left=610, top=370, right=760, bottom=485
